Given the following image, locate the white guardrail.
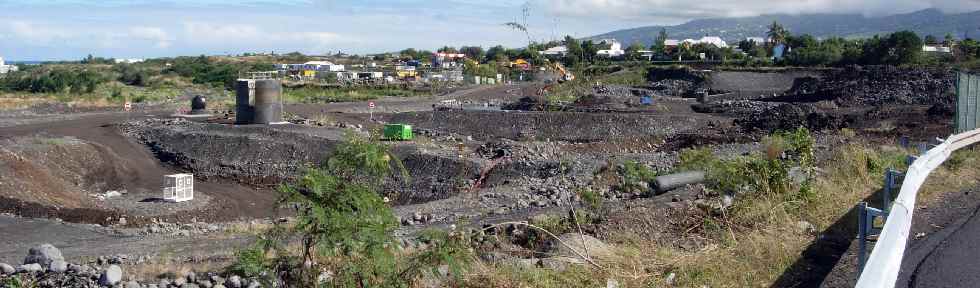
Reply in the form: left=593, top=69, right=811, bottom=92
left=856, top=128, right=980, bottom=287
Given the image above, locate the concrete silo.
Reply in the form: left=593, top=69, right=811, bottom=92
left=235, top=78, right=282, bottom=124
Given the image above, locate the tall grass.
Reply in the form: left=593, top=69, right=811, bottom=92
left=457, top=133, right=980, bottom=288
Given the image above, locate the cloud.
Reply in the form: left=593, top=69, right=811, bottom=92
left=539, top=0, right=980, bottom=21
left=182, top=22, right=261, bottom=43
left=179, top=21, right=354, bottom=54
left=128, top=26, right=173, bottom=48
left=5, top=21, right=74, bottom=46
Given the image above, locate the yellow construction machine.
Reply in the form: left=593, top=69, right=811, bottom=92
left=553, top=62, right=574, bottom=83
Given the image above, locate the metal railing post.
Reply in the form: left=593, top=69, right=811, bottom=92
left=858, top=202, right=869, bottom=275
left=884, top=169, right=894, bottom=213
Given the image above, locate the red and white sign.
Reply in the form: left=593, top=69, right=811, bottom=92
left=124, top=102, right=132, bottom=111
left=368, top=101, right=375, bottom=109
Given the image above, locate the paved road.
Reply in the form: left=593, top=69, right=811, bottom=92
left=898, top=187, right=980, bottom=288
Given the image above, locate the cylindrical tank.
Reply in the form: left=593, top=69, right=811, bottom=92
left=252, top=79, right=282, bottom=124
left=190, top=95, right=208, bottom=115
left=653, top=171, right=706, bottom=194
left=235, top=80, right=254, bottom=124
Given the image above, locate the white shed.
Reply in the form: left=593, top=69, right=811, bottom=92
left=163, top=174, right=194, bottom=202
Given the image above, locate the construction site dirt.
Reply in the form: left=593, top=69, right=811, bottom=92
left=0, top=66, right=957, bottom=284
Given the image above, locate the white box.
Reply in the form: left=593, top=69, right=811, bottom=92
left=163, top=174, right=194, bottom=202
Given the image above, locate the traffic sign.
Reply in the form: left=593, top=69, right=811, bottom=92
left=368, top=101, right=376, bottom=109
left=124, top=102, right=132, bottom=111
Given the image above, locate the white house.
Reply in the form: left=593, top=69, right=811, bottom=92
left=0, top=57, right=17, bottom=74
left=681, top=36, right=728, bottom=48
left=302, top=61, right=345, bottom=72
left=542, top=45, right=568, bottom=56
left=922, top=45, right=952, bottom=53
left=745, top=37, right=768, bottom=44
left=596, top=39, right=625, bottom=57
left=114, top=58, right=145, bottom=64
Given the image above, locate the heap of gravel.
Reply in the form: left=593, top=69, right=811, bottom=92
left=0, top=244, right=264, bottom=288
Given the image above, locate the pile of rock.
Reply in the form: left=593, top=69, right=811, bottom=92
left=0, top=244, right=263, bottom=288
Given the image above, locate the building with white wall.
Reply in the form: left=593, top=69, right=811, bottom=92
left=681, top=36, right=728, bottom=48
left=0, top=57, right=18, bottom=74
left=596, top=39, right=625, bottom=57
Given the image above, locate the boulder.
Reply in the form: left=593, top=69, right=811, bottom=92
left=124, top=281, right=141, bottom=288
left=48, top=259, right=68, bottom=273
left=99, top=265, right=123, bottom=286
left=540, top=257, right=585, bottom=271
left=17, top=263, right=43, bottom=273
left=225, top=275, right=242, bottom=288
left=549, top=233, right=614, bottom=260
left=23, top=244, right=64, bottom=268
left=502, top=258, right=540, bottom=269
left=0, top=263, right=15, bottom=275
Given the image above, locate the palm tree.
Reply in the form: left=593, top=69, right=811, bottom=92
left=767, top=21, right=788, bottom=46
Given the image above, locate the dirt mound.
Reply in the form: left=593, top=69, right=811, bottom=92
left=122, top=118, right=489, bottom=205
left=735, top=103, right=848, bottom=132
left=778, top=66, right=955, bottom=106
left=0, top=136, right=134, bottom=209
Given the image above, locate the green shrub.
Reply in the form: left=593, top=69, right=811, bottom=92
left=578, top=188, right=603, bottom=211
left=239, top=133, right=470, bottom=287
left=230, top=246, right=268, bottom=278
left=619, top=160, right=658, bottom=193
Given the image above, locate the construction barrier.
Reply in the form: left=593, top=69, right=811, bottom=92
left=856, top=128, right=980, bottom=287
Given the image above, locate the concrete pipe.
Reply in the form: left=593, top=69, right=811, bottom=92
left=653, top=171, right=706, bottom=194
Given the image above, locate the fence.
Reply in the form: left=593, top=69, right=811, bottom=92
left=956, top=72, right=980, bottom=132
left=855, top=128, right=980, bottom=287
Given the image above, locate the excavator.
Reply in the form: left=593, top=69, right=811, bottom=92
left=553, top=62, right=574, bottom=83
left=537, top=61, right=576, bottom=96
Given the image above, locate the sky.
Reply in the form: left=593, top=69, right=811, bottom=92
left=1, top=0, right=979, bottom=61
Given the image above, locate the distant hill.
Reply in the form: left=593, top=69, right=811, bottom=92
left=588, top=9, right=980, bottom=47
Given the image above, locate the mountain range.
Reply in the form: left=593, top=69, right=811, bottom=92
left=587, top=9, right=980, bottom=47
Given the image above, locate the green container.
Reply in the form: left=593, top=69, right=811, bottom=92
left=383, top=124, right=413, bottom=141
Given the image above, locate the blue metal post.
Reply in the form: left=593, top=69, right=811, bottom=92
left=857, top=202, right=869, bottom=275
left=884, top=169, right=894, bottom=213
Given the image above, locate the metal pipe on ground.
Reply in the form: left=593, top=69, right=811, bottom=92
left=653, top=171, right=706, bottom=194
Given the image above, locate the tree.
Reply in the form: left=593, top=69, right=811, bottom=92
left=883, top=31, right=923, bottom=65
left=234, top=134, right=471, bottom=287
left=945, top=33, right=956, bottom=46
left=767, top=21, right=788, bottom=46
left=582, top=40, right=599, bottom=63
left=485, top=45, right=507, bottom=63
left=652, top=28, right=668, bottom=53
left=625, top=42, right=644, bottom=60
left=459, top=46, right=485, bottom=62
left=437, top=46, right=458, bottom=54
left=924, top=35, right=938, bottom=45
left=399, top=48, right=419, bottom=60
left=563, top=35, right=583, bottom=67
